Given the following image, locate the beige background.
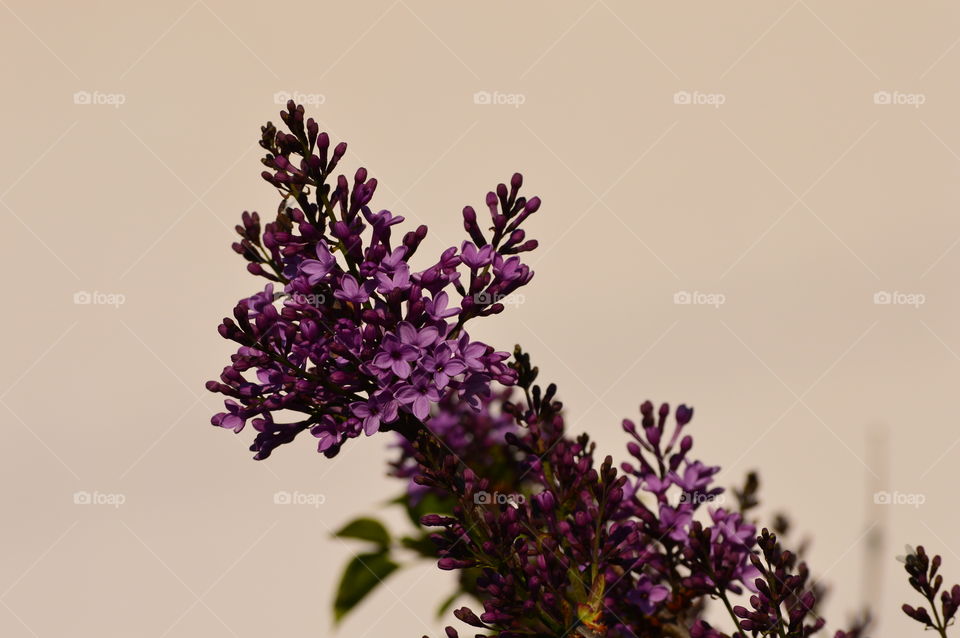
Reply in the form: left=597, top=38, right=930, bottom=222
left=1, top=1, right=959, bottom=636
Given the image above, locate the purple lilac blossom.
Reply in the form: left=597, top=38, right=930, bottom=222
left=209, top=105, right=891, bottom=638
left=207, top=101, right=543, bottom=459
left=417, top=378, right=765, bottom=638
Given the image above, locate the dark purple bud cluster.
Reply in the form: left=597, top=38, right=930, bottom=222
left=409, top=376, right=878, bottom=638
left=206, top=101, right=542, bottom=459
left=413, top=370, right=766, bottom=638
left=732, top=529, right=824, bottom=638
left=901, top=545, right=960, bottom=636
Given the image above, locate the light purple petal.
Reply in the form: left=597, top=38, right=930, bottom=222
left=412, top=396, right=430, bottom=420
left=391, top=359, right=412, bottom=378
left=363, top=415, right=380, bottom=436
left=443, top=361, right=467, bottom=377
left=381, top=400, right=399, bottom=423
left=395, top=386, right=419, bottom=403
left=350, top=402, right=371, bottom=418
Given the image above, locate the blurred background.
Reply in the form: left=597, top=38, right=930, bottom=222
left=1, top=1, right=958, bottom=636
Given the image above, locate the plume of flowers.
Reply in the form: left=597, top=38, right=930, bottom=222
left=206, top=101, right=541, bottom=459
left=730, top=528, right=824, bottom=638
left=414, top=378, right=877, bottom=638
left=900, top=545, right=960, bottom=638
left=413, top=352, right=766, bottom=638
left=206, top=104, right=953, bottom=638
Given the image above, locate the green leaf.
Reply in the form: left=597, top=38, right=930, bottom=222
left=333, top=517, right=391, bottom=548
left=403, top=491, right=455, bottom=527
left=400, top=534, right=437, bottom=558
left=333, top=551, right=400, bottom=623
left=436, top=589, right=461, bottom=618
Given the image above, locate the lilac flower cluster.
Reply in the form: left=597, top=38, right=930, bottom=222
left=411, top=358, right=873, bottom=638
left=621, top=401, right=760, bottom=606
left=413, top=362, right=763, bottom=637
left=901, top=546, right=960, bottom=637
left=208, top=108, right=946, bottom=638
left=207, top=101, right=541, bottom=459
left=731, top=528, right=824, bottom=637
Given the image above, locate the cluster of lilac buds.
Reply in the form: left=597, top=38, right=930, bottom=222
left=412, top=350, right=764, bottom=637
left=901, top=546, right=960, bottom=637
left=731, top=528, right=824, bottom=637
left=207, top=101, right=542, bottom=459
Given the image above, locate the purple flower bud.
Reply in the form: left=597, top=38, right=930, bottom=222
left=453, top=607, right=485, bottom=627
